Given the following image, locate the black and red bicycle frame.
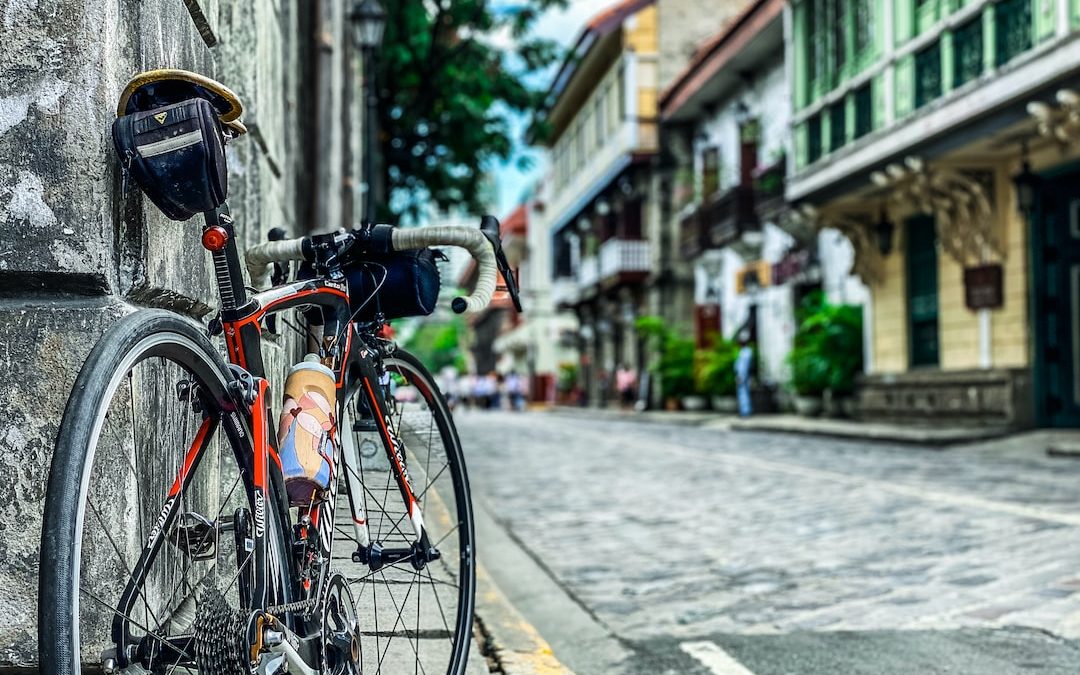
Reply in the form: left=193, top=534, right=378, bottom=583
left=111, top=205, right=433, bottom=668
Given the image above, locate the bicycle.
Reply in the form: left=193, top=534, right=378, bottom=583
left=39, top=77, right=521, bottom=675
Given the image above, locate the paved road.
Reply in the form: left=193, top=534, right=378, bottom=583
left=455, top=410, right=1080, bottom=674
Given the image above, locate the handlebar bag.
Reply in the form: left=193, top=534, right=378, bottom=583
left=343, top=249, right=442, bottom=321
left=112, top=97, right=227, bottom=221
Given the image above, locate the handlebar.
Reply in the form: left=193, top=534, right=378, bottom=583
left=244, top=221, right=514, bottom=315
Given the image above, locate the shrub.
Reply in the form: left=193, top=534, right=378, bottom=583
left=787, top=292, right=864, bottom=396
left=635, top=316, right=698, bottom=399
left=697, top=337, right=740, bottom=396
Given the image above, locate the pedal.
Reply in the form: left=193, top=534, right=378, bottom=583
left=170, top=512, right=217, bottom=561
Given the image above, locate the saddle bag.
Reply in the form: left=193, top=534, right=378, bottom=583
left=112, top=97, right=228, bottom=221
left=343, top=249, right=443, bottom=321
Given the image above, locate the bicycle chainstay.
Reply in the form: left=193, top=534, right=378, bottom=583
left=192, top=589, right=320, bottom=675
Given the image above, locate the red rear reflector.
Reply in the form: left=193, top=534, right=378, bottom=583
left=202, top=226, right=229, bottom=251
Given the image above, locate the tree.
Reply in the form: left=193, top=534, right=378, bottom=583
left=377, top=0, right=564, bottom=219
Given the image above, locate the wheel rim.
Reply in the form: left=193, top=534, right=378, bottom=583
left=69, top=333, right=256, bottom=672
left=340, top=354, right=474, bottom=675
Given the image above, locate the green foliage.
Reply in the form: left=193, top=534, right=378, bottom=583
left=557, top=361, right=578, bottom=392
left=697, top=337, right=740, bottom=396
left=379, top=0, right=566, bottom=218
left=787, top=292, right=864, bottom=396
left=402, top=318, right=464, bottom=373
left=635, top=316, right=697, bottom=399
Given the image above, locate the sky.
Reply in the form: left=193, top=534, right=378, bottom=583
left=491, top=0, right=617, bottom=218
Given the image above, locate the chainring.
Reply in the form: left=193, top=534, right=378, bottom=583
left=320, top=574, right=361, bottom=675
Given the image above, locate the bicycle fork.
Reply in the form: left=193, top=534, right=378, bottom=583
left=340, top=357, right=438, bottom=572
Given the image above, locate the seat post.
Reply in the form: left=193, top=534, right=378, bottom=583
left=202, top=204, right=248, bottom=312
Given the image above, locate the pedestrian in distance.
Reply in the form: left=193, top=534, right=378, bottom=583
left=615, top=363, right=636, bottom=409
left=735, top=333, right=754, bottom=418
left=505, top=370, right=525, bottom=411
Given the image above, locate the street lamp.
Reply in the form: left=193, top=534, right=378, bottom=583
left=350, top=0, right=386, bottom=223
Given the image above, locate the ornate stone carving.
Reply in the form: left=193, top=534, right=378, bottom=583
left=869, top=156, right=1001, bottom=267
left=1027, top=89, right=1080, bottom=146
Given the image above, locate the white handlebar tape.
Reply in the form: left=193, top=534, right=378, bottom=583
left=244, top=238, right=306, bottom=289
left=391, top=227, right=497, bottom=314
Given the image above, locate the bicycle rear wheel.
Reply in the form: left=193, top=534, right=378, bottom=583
left=39, top=310, right=291, bottom=674
left=340, top=348, right=476, bottom=675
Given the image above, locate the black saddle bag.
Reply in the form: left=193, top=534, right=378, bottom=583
left=342, top=249, right=442, bottom=321
left=112, top=97, right=228, bottom=221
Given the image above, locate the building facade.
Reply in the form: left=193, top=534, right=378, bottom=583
left=541, top=0, right=751, bottom=406
left=661, top=0, right=868, bottom=399
left=786, top=0, right=1080, bottom=426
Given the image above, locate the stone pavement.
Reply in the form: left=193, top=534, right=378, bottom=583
left=454, top=410, right=1080, bottom=674
left=551, top=406, right=1022, bottom=445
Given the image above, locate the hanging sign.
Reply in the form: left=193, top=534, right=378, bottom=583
left=963, top=264, right=1003, bottom=310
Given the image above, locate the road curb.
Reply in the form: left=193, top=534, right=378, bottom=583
left=474, top=562, right=577, bottom=675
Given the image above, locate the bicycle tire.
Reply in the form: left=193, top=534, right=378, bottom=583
left=39, top=309, right=293, bottom=674
left=342, top=348, right=476, bottom=675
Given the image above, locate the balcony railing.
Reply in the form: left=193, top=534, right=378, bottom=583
left=550, top=277, right=580, bottom=307
left=680, top=208, right=706, bottom=258
left=753, top=161, right=786, bottom=222
left=579, top=256, right=599, bottom=288
left=705, top=185, right=759, bottom=249
left=598, top=238, right=650, bottom=280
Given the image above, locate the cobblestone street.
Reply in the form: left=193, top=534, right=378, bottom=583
left=457, top=411, right=1080, bottom=674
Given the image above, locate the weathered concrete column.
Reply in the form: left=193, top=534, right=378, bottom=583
left=0, top=0, right=353, bottom=666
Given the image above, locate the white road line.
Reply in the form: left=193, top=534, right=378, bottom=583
left=680, top=641, right=756, bottom=675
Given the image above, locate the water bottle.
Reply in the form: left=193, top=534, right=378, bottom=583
left=277, top=354, right=337, bottom=505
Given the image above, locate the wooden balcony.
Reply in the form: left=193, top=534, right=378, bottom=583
left=753, top=161, right=786, bottom=222
left=705, top=185, right=759, bottom=249
left=679, top=208, right=706, bottom=259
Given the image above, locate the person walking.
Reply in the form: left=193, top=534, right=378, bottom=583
left=615, top=363, right=636, bottom=409
left=734, top=334, right=754, bottom=418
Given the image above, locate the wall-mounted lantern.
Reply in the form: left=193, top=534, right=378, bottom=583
left=875, top=205, right=894, bottom=256
left=1012, top=156, right=1040, bottom=219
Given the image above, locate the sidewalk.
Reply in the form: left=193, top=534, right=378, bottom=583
left=550, top=406, right=1015, bottom=446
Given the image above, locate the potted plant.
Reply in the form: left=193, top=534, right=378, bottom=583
left=556, top=362, right=579, bottom=405
left=786, top=293, right=864, bottom=417
left=698, top=337, right=740, bottom=413
left=636, top=316, right=698, bottom=410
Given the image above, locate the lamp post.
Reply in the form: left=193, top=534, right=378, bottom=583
left=350, top=0, right=386, bottom=223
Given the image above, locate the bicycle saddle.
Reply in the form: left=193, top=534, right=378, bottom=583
left=116, top=69, right=247, bottom=136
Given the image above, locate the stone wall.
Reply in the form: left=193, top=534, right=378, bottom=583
left=0, top=0, right=358, bottom=666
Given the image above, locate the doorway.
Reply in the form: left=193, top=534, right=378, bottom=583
left=1032, top=168, right=1080, bottom=427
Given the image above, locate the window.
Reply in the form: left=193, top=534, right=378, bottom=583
left=853, top=0, right=873, bottom=60
left=995, top=0, right=1032, bottom=66
left=953, top=19, right=983, bottom=87
left=595, top=95, right=606, bottom=144
left=914, top=41, right=942, bottom=109
left=575, top=124, right=585, bottom=169
left=854, top=83, right=873, bottom=139
left=907, top=216, right=939, bottom=367
left=807, top=115, right=823, bottom=164
left=829, top=103, right=846, bottom=152
left=831, top=0, right=847, bottom=81
left=617, top=64, right=626, bottom=121
left=702, top=146, right=720, bottom=197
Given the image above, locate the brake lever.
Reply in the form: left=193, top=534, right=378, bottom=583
left=478, top=215, right=523, bottom=313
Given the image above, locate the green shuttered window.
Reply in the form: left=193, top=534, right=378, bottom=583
left=907, top=216, right=940, bottom=367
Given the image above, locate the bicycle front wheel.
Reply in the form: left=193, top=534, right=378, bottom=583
left=341, top=348, right=476, bottom=675
left=39, top=309, right=291, bottom=674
